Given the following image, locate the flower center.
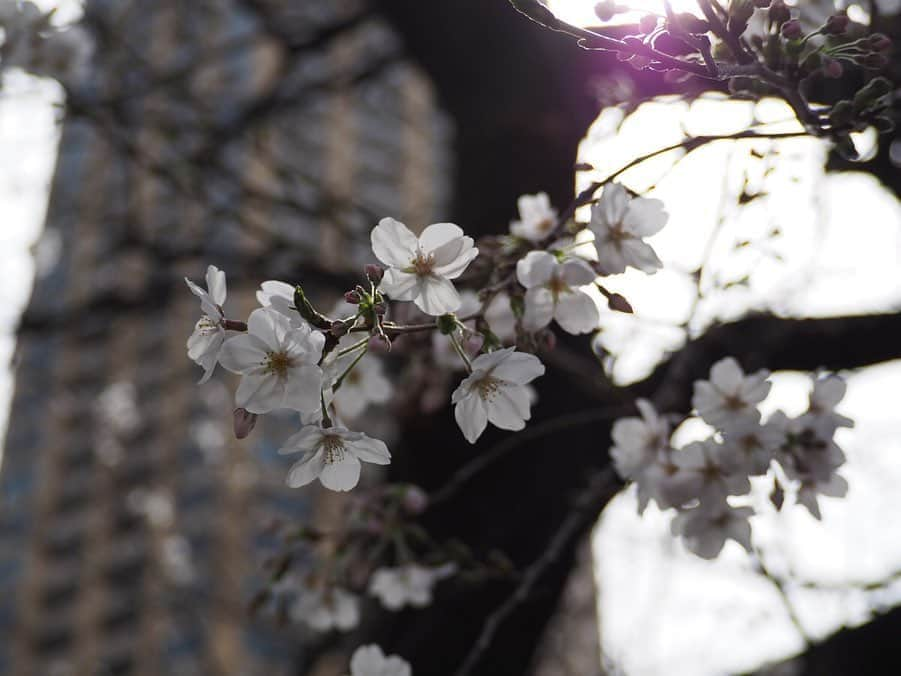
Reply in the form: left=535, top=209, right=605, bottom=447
left=475, top=376, right=502, bottom=402
left=536, top=218, right=554, bottom=233
left=410, top=250, right=435, bottom=276
left=547, top=275, right=570, bottom=299
left=723, top=394, right=745, bottom=411
left=322, top=435, right=346, bottom=464
left=264, top=351, right=293, bottom=378
left=197, top=316, right=220, bottom=336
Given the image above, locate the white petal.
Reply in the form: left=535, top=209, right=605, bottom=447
left=486, top=386, right=529, bottom=431
left=248, top=307, right=290, bottom=350
left=279, top=425, right=325, bottom=455
left=379, top=269, right=420, bottom=301
left=595, top=182, right=629, bottom=227
left=710, top=357, right=744, bottom=392
left=454, top=392, right=488, bottom=444
left=620, top=237, right=663, bottom=273
left=515, top=250, right=556, bottom=289
left=469, top=347, right=516, bottom=373
left=431, top=238, right=478, bottom=279
left=522, top=287, right=554, bottom=332
left=319, top=455, right=362, bottom=492
left=257, top=280, right=294, bottom=306
left=286, top=450, right=326, bottom=488
left=348, top=434, right=392, bottom=465
left=560, top=258, right=596, bottom=286
left=205, top=265, right=227, bottom=306
left=236, top=373, right=283, bottom=414
left=623, top=197, right=668, bottom=236
left=218, top=334, right=268, bottom=374
left=491, top=351, right=545, bottom=384
left=284, top=365, right=323, bottom=412
left=371, top=217, right=418, bottom=267
left=414, top=276, right=461, bottom=316
left=554, top=290, right=600, bottom=335
left=419, top=222, right=464, bottom=252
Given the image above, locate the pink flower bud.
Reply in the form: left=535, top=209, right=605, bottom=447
left=402, top=485, right=429, bottom=514
left=233, top=408, right=258, bottom=439
left=823, top=13, right=849, bottom=35
left=822, top=57, right=843, bottom=79
left=781, top=19, right=801, bottom=39
left=364, top=263, right=384, bottom=285
left=344, top=290, right=362, bottom=304
left=867, top=33, right=892, bottom=53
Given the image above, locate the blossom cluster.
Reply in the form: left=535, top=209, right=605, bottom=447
left=0, top=1, right=93, bottom=85
left=610, top=357, right=852, bottom=559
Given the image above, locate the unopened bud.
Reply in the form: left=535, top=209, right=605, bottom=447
left=344, top=290, right=362, bottom=305
left=608, top=293, right=634, bottom=314
left=867, top=33, right=892, bottom=53
left=780, top=19, right=801, bottom=40
left=770, top=477, right=785, bottom=510
left=823, top=12, right=849, bottom=35
left=537, top=328, right=557, bottom=352
left=768, top=0, right=790, bottom=25
left=822, top=56, right=843, bottom=79
left=860, top=52, right=889, bottom=69
left=402, top=485, right=429, bottom=515
left=437, top=313, right=458, bottom=335
left=373, top=302, right=387, bottom=316
left=233, top=408, right=258, bottom=440
left=364, top=263, right=384, bottom=285
left=330, top=320, right=348, bottom=337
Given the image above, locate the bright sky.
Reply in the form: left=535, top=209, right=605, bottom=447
left=581, top=96, right=901, bottom=674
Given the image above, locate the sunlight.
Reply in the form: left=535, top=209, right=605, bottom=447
left=546, top=0, right=703, bottom=26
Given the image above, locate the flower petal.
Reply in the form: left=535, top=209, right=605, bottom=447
left=349, top=434, right=391, bottom=465
left=236, top=373, right=283, bottom=414
left=560, top=258, right=596, bottom=287
left=419, top=222, right=464, bottom=253
left=522, top=287, right=554, bottom=332
left=205, top=265, right=227, bottom=306
left=623, top=197, right=668, bottom=236
left=454, top=392, right=488, bottom=444
left=371, top=217, right=418, bottom=268
left=491, top=351, right=545, bottom=385
left=414, top=276, right=461, bottom=316
left=319, top=455, right=362, bottom=492
left=284, top=364, right=323, bottom=412
left=218, top=334, right=268, bottom=374
left=379, top=269, right=420, bottom=301
left=257, top=280, right=294, bottom=306
left=286, top=450, right=325, bottom=488
left=248, top=307, right=291, bottom=350
left=279, top=425, right=325, bottom=455
left=516, top=251, right=556, bottom=289
left=486, top=385, right=530, bottom=431
left=554, top=290, right=600, bottom=334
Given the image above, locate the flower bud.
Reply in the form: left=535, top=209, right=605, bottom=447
left=373, top=301, right=387, bottom=316
left=402, top=485, right=429, bottom=515
left=607, top=293, right=634, bottom=314
left=823, top=12, right=849, bottom=36
left=344, top=290, right=362, bottom=305
left=330, top=320, right=349, bottom=337
left=867, top=33, right=892, bottom=53
left=780, top=19, right=801, bottom=40
left=768, top=0, right=790, bottom=25
left=233, top=408, right=258, bottom=439
left=364, top=263, right=384, bottom=285
left=537, top=328, right=557, bottom=352
left=823, top=57, right=843, bottom=79
left=860, top=52, right=889, bottom=69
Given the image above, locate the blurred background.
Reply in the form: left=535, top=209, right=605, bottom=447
left=0, top=1, right=900, bottom=675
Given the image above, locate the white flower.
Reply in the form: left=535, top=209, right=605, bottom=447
left=796, top=473, right=848, bottom=520
left=671, top=501, right=754, bottom=559
left=484, top=291, right=517, bottom=342
left=371, top=218, right=478, bottom=316
left=666, top=440, right=751, bottom=507
left=510, top=192, right=558, bottom=242
left=451, top=347, right=545, bottom=443
left=291, top=586, right=360, bottom=632
left=804, top=374, right=854, bottom=434
left=721, top=418, right=786, bottom=476
left=185, top=265, right=228, bottom=383
left=692, top=357, right=771, bottom=431
left=256, top=280, right=299, bottom=319
left=348, top=645, right=411, bottom=676
left=610, top=399, right=669, bottom=480
left=218, top=307, right=324, bottom=414
left=279, top=425, right=391, bottom=492
left=368, top=563, right=456, bottom=611
left=516, top=251, right=599, bottom=334
left=589, top=182, right=667, bottom=275
left=325, top=335, right=393, bottom=419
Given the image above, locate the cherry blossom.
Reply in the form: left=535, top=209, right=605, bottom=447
left=368, top=563, right=456, bottom=610
left=510, top=192, right=558, bottom=242
left=218, top=307, right=324, bottom=414
left=589, top=182, right=667, bottom=275
left=185, top=265, right=228, bottom=383
left=609, top=398, right=670, bottom=480
left=671, top=501, right=754, bottom=559
left=279, top=425, right=391, bottom=492
left=371, top=218, right=478, bottom=316
left=515, top=251, right=600, bottom=334
left=256, top=280, right=301, bottom=322
left=348, top=645, right=412, bottom=676
left=291, top=586, right=360, bottom=632
left=721, top=418, right=786, bottom=476
left=451, top=347, right=545, bottom=443
left=324, top=335, right=392, bottom=418
left=692, top=357, right=771, bottom=431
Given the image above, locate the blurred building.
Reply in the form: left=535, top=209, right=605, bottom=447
left=0, top=0, right=451, bottom=674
